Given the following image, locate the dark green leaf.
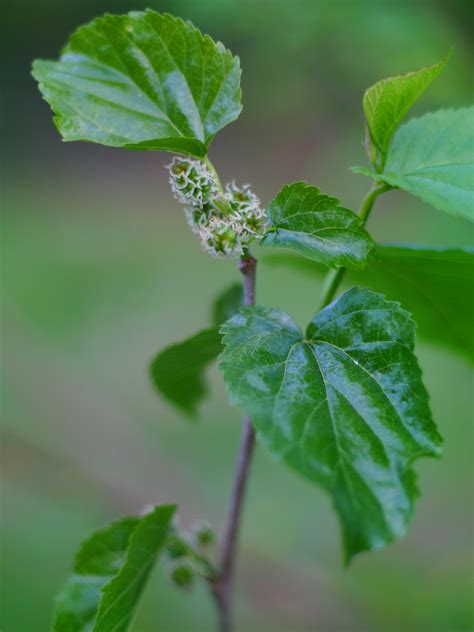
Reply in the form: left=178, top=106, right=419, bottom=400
left=150, top=328, right=222, bottom=417
left=53, top=505, right=175, bottom=632
left=262, top=244, right=474, bottom=361
left=150, top=283, right=242, bottom=417
left=363, top=54, right=448, bottom=163
left=261, top=182, right=376, bottom=269
left=220, top=288, right=441, bottom=560
left=211, top=282, right=243, bottom=326
left=32, top=11, right=242, bottom=157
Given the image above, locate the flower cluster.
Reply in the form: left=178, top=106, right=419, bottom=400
left=167, top=157, right=267, bottom=257
left=163, top=516, right=215, bottom=591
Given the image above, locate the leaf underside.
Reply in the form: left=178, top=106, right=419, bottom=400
left=363, top=54, right=448, bottom=159
left=32, top=11, right=242, bottom=156
left=220, top=288, right=442, bottom=560
left=53, top=505, right=175, bottom=632
left=150, top=282, right=243, bottom=417
left=263, top=244, right=474, bottom=362
left=261, top=182, right=376, bottom=269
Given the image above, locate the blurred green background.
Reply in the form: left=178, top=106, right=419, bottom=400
left=2, top=0, right=474, bottom=630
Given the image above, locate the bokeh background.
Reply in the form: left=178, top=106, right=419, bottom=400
left=2, top=0, right=474, bottom=630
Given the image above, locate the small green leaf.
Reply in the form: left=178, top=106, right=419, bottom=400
left=261, top=182, right=376, bottom=269
left=220, top=289, right=441, bottom=560
left=211, top=282, right=244, bottom=326
left=150, top=283, right=242, bottom=417
left=371, top=108, right=473, bottom=221
left=53, top=505, right=175, bottom=632
left=150, top=328, right=222, bottom=417
left=263, top=244, right=474, bottom=361
left=32, top=11, right=242, bottom=157
left=363, top=53, right=448, bottom=165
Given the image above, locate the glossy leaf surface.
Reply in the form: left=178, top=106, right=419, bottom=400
left=363, top=54, right=448, bottom=161
left=32, top=11, right=242, bottom=156
left=150, top=283, right=242, bottom=416
left=263, top=244, right=474, bottom=361
left=53, top=505, right=175, bottom=632
left=220, top=288, right=442, bottom=560
left=261, top=182, right=376, bottom=269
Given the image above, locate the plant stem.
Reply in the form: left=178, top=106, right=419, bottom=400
left=211, top=254, right=257, bottom=632
left=318, top=182, right=388, bottom=309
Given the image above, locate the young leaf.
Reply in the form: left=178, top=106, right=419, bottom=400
left=32, top=11, right=242, bottom=157
left=263, top=244, right=474, bottom=362
left=220, top=288, right=442, bottom=560
left=363, top=54, right=448, bottom=164
left=53, top=505, right=175, bottom=632
left=261, top=182, right=376, bottom=269
left=361, top=108, right=473, bottom=221
left=150, top=283, right=242, bottom=417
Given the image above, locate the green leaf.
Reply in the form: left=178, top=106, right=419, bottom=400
left=261, top=182, right=376, bottom=269
left=150, top=283, right=242, bottom=417
left=53, top=505, right=175, bottom=632
left=363, top=54, right=448, bottom=163
left=262, top=244, right=474, bottom=361
left=211, top=282, right=244, bottom=326
left=367, top=108, right=473, bottom=221
left=32, top=11, right=242, bottom=157
left=150, top=328, right=223, bottom=417
left=220, top=288, right=441, bottom=560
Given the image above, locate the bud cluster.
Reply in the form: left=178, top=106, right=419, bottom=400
left=164, top=516, right=215, bottom=591
left=167, top=157, right=267, bottom=258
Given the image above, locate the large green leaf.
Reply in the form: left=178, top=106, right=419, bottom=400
left=150, top=283, right=242, bottom=416
left=261, top=182, right=376, bottom=269
left=354, top=107, right=474, bottom=220
left=32, top=11, right=242, bottom=157
left=53, top=505, right=175, bottom=632
left=262, top=244, right=474, bottom=361
left=220, top=288, right=442, bottom=560
left=363, top=54, right=448, bottom=163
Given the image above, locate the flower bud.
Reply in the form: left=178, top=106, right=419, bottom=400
left=168, top=559, right=195, bottom=590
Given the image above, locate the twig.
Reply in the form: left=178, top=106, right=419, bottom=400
left=211, top=254, right=257, bottom=632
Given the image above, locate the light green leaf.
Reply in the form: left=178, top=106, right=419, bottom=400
left=262, top=244, right=474, bottom=361
left=150, top=283, right=242, bottom=417
left=373, top=108, right=473, bottom=220
left=363, top=54, right=448, bottom=163
left=261, top=182, right=376, bottom=269
left=32, top=11, right=242, bottom=157
left=53, top=505, right=175, bottom=632
left=220, top=288, right=441, bottom=560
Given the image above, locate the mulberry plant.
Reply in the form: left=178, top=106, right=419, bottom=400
left=32, top=10, right=473, bottom=632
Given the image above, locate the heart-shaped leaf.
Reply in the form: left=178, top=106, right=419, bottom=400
left=261, top=182, right=376, bottom=269
left=32, top=11, right=242, bottom=156
left=363, top=54, right=448, bottom=164
left=53, top=505, right=175, bottom=632
left=220, top=288, right=441, bottom=560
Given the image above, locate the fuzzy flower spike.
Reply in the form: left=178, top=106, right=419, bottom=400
left=167, top=157, right=267, bottom=258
